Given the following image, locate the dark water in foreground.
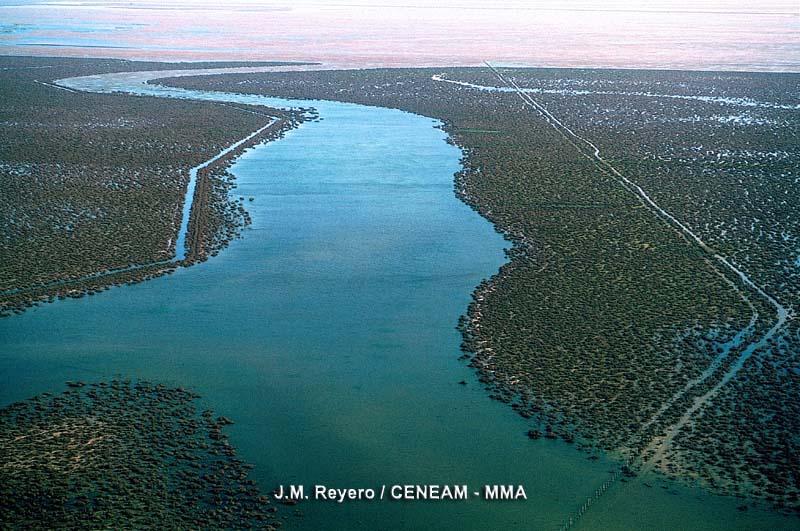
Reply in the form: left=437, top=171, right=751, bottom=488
left=0, top=82, right=793, bottom=529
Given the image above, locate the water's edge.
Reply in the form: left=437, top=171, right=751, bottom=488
left=0, top=66, right=792, bottom=530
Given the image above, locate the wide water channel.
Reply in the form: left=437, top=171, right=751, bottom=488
left=0, top=69, right=791, bottom=530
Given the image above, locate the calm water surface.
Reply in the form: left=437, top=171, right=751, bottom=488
left=1, top=1, right=798, bottom=71
left=0, top=75, right=792, bottom=529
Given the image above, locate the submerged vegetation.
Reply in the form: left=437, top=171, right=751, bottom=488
left=161, top=67, right=799, bottom=512
left=0, top=380, right=284, bottom=530
left=0, top=56, right=303, bottom=316
left=2, top=55, right=797, bottom=519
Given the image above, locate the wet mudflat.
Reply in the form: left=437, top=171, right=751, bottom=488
left=0, top=380, right=284, bottom=530
left=163, top=65, right=800, bottom=513
left=0, top=56, right=303, bottom=315
left=0, top=72, right=793, bottom=530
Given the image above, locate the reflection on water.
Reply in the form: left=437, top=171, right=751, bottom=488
left=0, top=69, right=795, bottom=529
left=0, top=0, right=798, bottom=71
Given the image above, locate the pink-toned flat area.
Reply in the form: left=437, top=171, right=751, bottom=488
left=1, top=0, right=798, bottom=72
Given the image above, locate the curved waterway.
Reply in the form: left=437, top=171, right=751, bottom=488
left=0, top=69, right=792, bottom=530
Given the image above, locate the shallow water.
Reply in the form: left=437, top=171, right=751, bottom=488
left=0, top=73, right=794, bottom=529
left=1, top=0, right=798, bottom=71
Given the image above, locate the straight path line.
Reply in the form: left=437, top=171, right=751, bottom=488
left=432, top=63, right=791, bottom=530
left=1, top=118, right=278, bottom=297
left=33, top=79, right=79, bottom=93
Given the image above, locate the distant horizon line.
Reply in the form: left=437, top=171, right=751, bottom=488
left=3, top=2, right=799, bottom=16
left=2, top=52, right=799, bottom=75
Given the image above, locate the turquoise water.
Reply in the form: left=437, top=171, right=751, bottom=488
left=0, top=84, right=793, bottom=529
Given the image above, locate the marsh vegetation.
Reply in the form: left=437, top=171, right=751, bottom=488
left=0, top=380, right=285, bottom=530
left=162, top=67, right=799, bottom=512
left=0, top=56, right=302, bottom=316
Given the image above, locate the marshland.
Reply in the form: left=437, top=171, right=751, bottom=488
left=0, top=380, right=288, bottom=530
left=0, top=56, right=302, bottom=316
left=163, top=66, right=800, bottom=519
left=1, top=55, right=798, bottom=530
